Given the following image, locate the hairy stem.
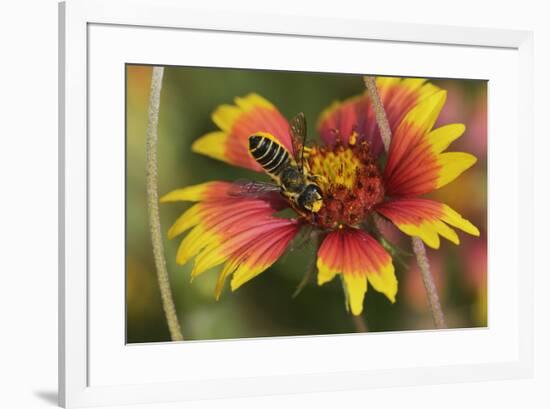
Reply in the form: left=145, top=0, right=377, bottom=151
left=146, top=66, right=184, bottom=341
left=412, top=237, right=446, bottom=328
left=364, top=76, right=391, bottom=152
left=363, top=75, right=447, bottom=329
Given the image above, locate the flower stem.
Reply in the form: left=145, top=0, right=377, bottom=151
left=412, top=237, right=446, bottom=328
left=146, top=66, right=184, bottom=341
left=363, top=75, right=447, bottom=329
left=364, top=76, right=391, bottom=152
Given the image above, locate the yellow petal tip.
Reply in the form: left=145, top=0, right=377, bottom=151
left=167, top=229, right=177, bottom=240
left=350, top=308, right=363, bottom=316
left=191, top=131, right=228, bottom=162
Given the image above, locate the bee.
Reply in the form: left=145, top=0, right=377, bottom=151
left=232, top=113, right=323, bottom=214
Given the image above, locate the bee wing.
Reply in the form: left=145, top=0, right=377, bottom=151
left=289, top=112, right=307, bottom=170
left=228, top=179, right=281, bottom=199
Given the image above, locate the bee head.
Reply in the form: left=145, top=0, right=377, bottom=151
left=298, top=184, right=323, bottom=213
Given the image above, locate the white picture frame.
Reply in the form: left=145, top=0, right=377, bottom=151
left=59, top=0, right=534, bottom=407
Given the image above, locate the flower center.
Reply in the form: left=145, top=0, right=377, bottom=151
left=306, top=137, right=384, bottom=229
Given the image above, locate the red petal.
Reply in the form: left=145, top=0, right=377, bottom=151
left=163, top=179, right=300, bottom=296
left=317, top=77, right=440, bottom=157
left=383, top=92, right=476, bottom=196
left=376, top=198, right=480, bottom=249
left=316, top=228, right=397, bottom=315
left=192, top=94, right=292, bottom=172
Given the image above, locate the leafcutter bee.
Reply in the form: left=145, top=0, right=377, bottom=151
left=231, top=113, right=324, bottom=214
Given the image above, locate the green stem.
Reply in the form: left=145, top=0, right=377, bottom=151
left=146, top=66, right=184, bottom=341
left=292, top=234, right=319, bottom=298
left=364, top=75, right=447, bottom=329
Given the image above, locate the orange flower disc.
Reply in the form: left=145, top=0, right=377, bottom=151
left=307, top=138, right=384, bottom=229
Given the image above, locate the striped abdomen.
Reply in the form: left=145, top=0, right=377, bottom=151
left=248, top=133, right=292, bottom=177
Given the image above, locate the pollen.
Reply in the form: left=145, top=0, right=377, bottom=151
left=306, top=141, right=384, bottom=229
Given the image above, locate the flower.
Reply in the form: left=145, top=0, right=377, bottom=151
left=161, top=77, right=480, bottom=316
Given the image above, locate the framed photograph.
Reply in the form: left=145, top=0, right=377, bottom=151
left=59, top=0, right=534, bottom=407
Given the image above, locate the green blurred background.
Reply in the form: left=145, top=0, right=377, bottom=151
left=126, top=65, right=487, bottom=343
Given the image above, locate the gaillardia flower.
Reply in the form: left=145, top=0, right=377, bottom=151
left=161, top=77, right=480, bottom=316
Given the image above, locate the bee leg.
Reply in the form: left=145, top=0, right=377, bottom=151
left=309, top=174, right=328, bottom=185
